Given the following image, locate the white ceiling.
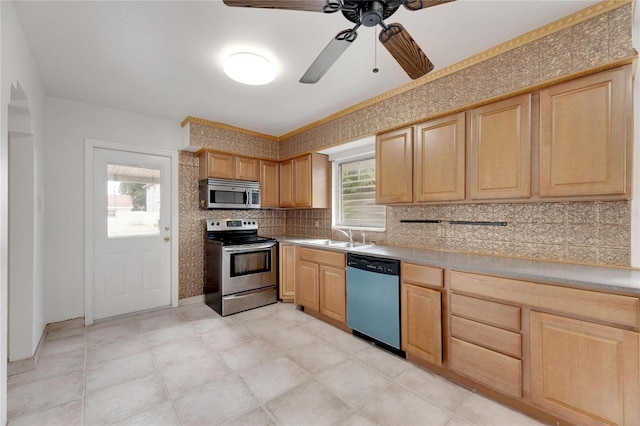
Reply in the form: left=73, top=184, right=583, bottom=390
left=13, top=0, right=602, bottom=137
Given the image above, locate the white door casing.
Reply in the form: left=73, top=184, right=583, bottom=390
left=85, top=139, right=178, bottom=325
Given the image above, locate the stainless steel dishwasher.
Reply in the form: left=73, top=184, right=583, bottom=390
left=346, top=253, right=404, bottom=357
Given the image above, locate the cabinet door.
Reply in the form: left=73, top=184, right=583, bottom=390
left=293, top=155, right=312, bottom=207
left=539, top=67, right=630, bottom=198
left=376, top=127, right=413, bottom=203
left=401, top=283, right=442, bottom=366
left=320, top=265, right=346, bottom=324
left=414, top=112, right=465, bottom=202
left=531, top=311, right=640, bottom=425
left=450, top=337, right=522, bottom=398
left=296, top=260, right=319, bottom=310
left=469, top=94, right=531, bottom=199
left=279, top=159, right=294, bottom=207
left=279, top=244, right=295, bottom=302
left=199, top=151, right=235, bottom=180
left=235, top=156, right=260, bottom=181
left=260, top=160, right=280, bottom=208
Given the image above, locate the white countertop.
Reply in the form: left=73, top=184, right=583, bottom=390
left=273, top=236, right=640, bottom=296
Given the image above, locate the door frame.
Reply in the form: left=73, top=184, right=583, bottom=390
left=84, top=138, right=179, bottom=326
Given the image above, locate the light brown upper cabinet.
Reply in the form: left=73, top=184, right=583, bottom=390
left=235, top=155, right=260, bottom=181
left=414, top=112, right=466, bottom=202
left=376, top=127, right=414, bottom=203
left=259, top=160, right=279, bottom=208
left=198, top=150, right=259, bottom=181
left=469, top=93, right=531, bottom=200
left=279, top=159, right=294, bottom=207
left=279, top=153, right=330, bottom=208
left=199, top=150, right=235, bottom=180
left=539, top=66, right=632, bottom=198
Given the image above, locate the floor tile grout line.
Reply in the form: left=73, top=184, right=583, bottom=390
left=447, top=390, right=480, bottom=425
left=8, top=303, right=543, bottom=426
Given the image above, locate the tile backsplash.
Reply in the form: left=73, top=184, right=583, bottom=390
left=279, top=202, right=631, bottom=267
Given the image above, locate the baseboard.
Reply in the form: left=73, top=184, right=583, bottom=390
left=7, top=325, right=48, bottom=377
left=179, top=294, right=206, bottom=306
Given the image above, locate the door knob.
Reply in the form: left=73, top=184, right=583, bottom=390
left=164, top=236, right=170, bottom=241
left=164, top=226, right=170, bottom=231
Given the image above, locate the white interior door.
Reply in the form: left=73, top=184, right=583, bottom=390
left=92, top=147, right=172, bottom=320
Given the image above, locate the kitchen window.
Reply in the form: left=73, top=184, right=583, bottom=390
left=335, top=157, right=386, bottom=229
left=321, top=136, right=386, bottom=231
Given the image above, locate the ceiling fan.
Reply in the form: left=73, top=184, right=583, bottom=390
left=222, top=0, right=455, bottom=83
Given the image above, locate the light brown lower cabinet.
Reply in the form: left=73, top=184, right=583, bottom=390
left=279, top=243, right=295, bottom=303
left=530, top=311, right=640, bottom=426
left=450, top=337, right=523, bottom=399
left=401, top=283, right=442, bottom=366
left=296, top=260, right=319, bottom=311
left=449, top=290, right=523, bottom=399
left=319, top=265, right=346, bottom=323
left=295, top=247, right=346, bottom=325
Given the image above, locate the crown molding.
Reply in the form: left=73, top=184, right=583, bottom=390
left=181, top=116, right=279, bottom=141
left=278, top=0, right=632, bottom=140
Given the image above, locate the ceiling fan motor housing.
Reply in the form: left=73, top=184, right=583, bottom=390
left=361, top=1, right=384, bottom=26
left=342, top=1, right=399, bottom=26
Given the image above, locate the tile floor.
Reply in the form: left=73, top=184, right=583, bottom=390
left=7, top=301, right=547, bottom=425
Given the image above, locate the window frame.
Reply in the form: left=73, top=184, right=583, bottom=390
left=331, top=153, right=386, bottom=232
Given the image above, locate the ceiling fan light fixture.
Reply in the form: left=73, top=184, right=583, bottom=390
left=224, top=52, right=275, bottom=85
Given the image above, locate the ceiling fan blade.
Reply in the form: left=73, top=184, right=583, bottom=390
left=300, top=29, right=358, bottom=84
left=222, top=0, right=329, bottom=12
left=379, top=23, right=434, bottom=79
left=403, top=0, right=456, bottom=11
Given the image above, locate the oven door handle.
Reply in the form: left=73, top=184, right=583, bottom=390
left=223, top=242, right=277, bottom=253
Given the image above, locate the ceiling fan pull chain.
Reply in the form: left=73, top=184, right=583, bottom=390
left=373, top=27, right=379, bottom=73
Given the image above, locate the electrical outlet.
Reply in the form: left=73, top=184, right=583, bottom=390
left=314, top=220, right=319, bottom=227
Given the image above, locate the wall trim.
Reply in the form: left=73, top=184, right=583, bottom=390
left=181, top=116, right=279, bottom=142
left=181, top=0, right=632, bottom=142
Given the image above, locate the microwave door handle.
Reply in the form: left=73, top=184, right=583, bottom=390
left=246, top=189, right=250, bottom=208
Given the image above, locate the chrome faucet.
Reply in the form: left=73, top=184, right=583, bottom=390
left=334, top=228, right=353, bottom=243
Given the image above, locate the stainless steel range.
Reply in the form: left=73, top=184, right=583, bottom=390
left=204, top=218, right=278, bottom=316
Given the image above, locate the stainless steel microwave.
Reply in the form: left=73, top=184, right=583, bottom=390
left=199, top=178, right=261, bottom=209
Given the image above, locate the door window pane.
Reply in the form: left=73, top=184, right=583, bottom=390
left=107, top=163, right=161, bottom=237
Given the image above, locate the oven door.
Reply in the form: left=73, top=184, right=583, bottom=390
left=221, top=242, right=277, bottom=295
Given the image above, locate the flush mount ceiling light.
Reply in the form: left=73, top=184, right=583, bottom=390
left=224, top=52, right=275, bottom=85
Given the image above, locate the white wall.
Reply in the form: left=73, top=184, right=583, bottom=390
left=1, top=0, right=47, bottom=421
left=44, top=97, right=184, bottom=323
left=2, top=2, right=46, bottom=357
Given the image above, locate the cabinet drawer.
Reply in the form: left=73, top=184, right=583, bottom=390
left=298, top=247, right=345, bottom=268
left=450, top=293, right=521, bottom=332
left=450, top=337, right=522, bottom=398
left=450, top=270, right=640, bottom=328
left=402, top=263, right=443, bottom=288
left=451, top=315, right=521, bottom=358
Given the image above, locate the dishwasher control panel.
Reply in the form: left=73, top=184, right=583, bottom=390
left=346, top=253, right=400, bottom=276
